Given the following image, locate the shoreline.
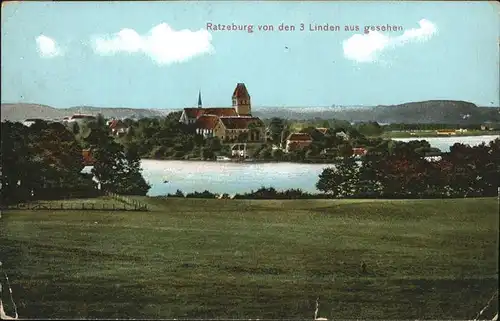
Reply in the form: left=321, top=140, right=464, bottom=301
left=138, top=134, right=498, bottom=163
left=381, top=131, right=500, bottom=139
left=140, top=157, right=339, bottom=163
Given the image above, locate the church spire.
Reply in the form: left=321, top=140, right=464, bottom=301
left=197, top=90, right=202, bottom=108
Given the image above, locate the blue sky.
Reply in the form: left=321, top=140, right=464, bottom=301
left=1, top=1, right=498, bottom=109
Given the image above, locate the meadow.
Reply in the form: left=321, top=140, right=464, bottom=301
left=0, top=197, right=498, bottom=319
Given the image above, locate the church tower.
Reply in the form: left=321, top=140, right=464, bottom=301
left=197, top=90, right=203, bottom=108
left=232, top=83, right=251, bottom=116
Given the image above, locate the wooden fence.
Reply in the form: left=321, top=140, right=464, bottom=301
left=7, top=201, right=148, bottom=212
left=105, top=192, right=149, bottom=211
left=0, top=192, right=150, bottom=212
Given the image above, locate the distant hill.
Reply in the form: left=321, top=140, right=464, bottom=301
left=0, top=103, right=174, bottom=122
left=2, top=100, right=499, bottom=124
left=253, top=100, right=500, bottom=124
left=1, top=103, right=66, bottom=122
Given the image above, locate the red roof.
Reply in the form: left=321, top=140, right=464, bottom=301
left=232, top=83, right=250, bottom=99
left=82, top=149, right=95, bottom=165
left=183, top=107, right=238, bottom=119
left=195, top=115, right=219, bottom=130
left=316, top=127, right=329, bottom=135
left=353, top=147, right=367, bottom=156
left=204, top=108, right=238, bottom=117
left=109, top=119, right=126, bottom=129
left=219, top=116, right=263, bottom=130
left=287, top=133, right=313, bottom=142
left=71, top=114, right=96, bottom=120
left=183, top=108, right=205, bottom=118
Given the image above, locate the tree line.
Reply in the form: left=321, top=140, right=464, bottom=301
left=264, top=118, right=496, bottom=135
left=164, top=138, right=500, bottom=199
left=3, top=112, right=497, bottom=203
left=65, top=113, right=364, bottom=162
left=317, top=138, right=500, bottom=198
left=1, top=116, right=150, bottom=205
left=87, top=113, right=439, bottom=163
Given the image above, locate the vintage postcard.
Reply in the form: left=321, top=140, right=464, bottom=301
left=0, top=0, right=499, bottom=320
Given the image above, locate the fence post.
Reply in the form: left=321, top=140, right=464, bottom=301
left=82, top=203, right=85, bottom=210
left=113, top=204, right=115, bottom=210
left=61, top=203, right=63, bottom=210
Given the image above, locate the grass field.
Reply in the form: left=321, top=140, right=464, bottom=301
left=1, top=197, right=498, bottom=319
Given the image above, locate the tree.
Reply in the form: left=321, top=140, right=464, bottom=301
left=337, top=143, right=354, bottom=158
left=258, top=147, right=272, bottom=159
left=300, top=126, right=325, bottom=143
left=361, top=145, right=435, bottom=198
left=86, top=114, right=151, bottom=195
left=205, top=137, right=222, bottom=152
left=1, top=122, right=32, bottom=203
left=316, top=157, right=361, bottom=197
left=271, top=148, right=284, bottom=161
left=268, top=118, right=287, bottom=143
left=438, top=140, right=499, bottom=197
left=305, top=144, right=321, bottom=159
left=346, top=127, right=364, bottom=140
left=200, top=146, right=215, bottom=160
left=287, top=147, right=306, bottom=162
left=330, top=119, right=352, bottom=131
left=115, top=143, right=151, bottom=195
left=356, top=122, right=383, bottom=137
left=22, top=121, right=94, bottom=199
left=383, top=157, right=432, bottom=197
left=1, top=120, right=99, bottom=203
left=69, top=121, right=80, bottom=135
left=280, top=124, right=292, bottom=147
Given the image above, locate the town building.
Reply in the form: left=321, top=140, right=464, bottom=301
left=285, top=133, right=313, bottom=153
left=352, top=147, right=368, bottom=158
left=22, top=118, right=44, bottom=127
left=315, top=127, right=331, bottom=135
left=63, top=114, right=96, bottom=125
left=335, top=130, right=349, bottom=140
left=107, top=119, right=129, bottom=136
left=481, top=122, right=499, bottom=131
left=179, top=83, right=266, bottom=143
left=436, top=129, right=456, bottom=136
left=231, top=144, right=248, bottom=158
left=82, top=149, right=95, bottom=166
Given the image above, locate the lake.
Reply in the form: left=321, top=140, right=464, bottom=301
left=141, top=135, right=499, bottom=196
left=392, top=135, right=499, bottom=152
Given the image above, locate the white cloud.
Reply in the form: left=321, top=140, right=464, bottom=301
left=91, top=23, right=214, bottom=65
left=343, top=19, right=437, bottom=63
left=36, top=35, right=63, bottom=58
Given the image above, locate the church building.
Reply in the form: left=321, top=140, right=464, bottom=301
left=179, top=83, right=265, bottom=143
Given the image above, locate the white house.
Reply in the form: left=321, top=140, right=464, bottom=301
left=335, top=131, right=349, bottom=140
left=22, top=119, right=41, bottom=127
left=231, top=143, right=248, bottom=158
left=64, top=114, right=96, bottom=125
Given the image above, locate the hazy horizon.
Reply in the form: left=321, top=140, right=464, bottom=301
left=2, top=100, right=499, bottom=110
